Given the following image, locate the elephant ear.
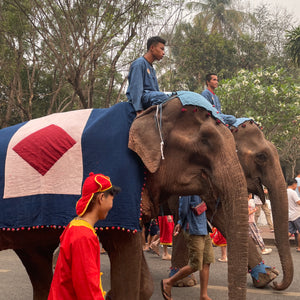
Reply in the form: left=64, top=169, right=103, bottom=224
left=128, top=107, right=163, bottom=173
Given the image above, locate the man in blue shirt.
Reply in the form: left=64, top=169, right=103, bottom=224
left=126, top=36, right=169, bottom=113
left=161, top=195, right=214, bottom=300
left=201, top=73, right=236, bottom=125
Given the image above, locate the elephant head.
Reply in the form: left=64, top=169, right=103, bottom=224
left=129, top=98, right=249, bottom=299
left=232, top=120, right=293, bottom=290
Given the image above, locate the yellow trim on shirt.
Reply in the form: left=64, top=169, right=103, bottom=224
left=69, top=218, right=97, bottom=236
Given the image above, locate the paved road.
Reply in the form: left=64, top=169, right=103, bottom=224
left=0, top=245, right=299, bottom=300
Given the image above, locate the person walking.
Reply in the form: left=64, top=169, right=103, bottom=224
left=158, top=214, right=174, bottom=260
left=287, top=178, right=300, bottom=252
left=254, top=187, right=274, bottom=232
left=161, top=195, right=214, bottom=300
left=248, top=193, right=272, bottom=255
left=295, top=170, right=300, bottom=198
left=48, top=172, right=120, bottom=300
left=210, top=227, right=227, bottom=262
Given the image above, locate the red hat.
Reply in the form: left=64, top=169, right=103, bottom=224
left=76, top=172, right=113, bottom=216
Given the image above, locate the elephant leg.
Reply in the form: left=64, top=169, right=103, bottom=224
left=248, top=237, right=279, bottom=288
left=99, top=229, right=153, bottom=300
left=15, top=244, right=57, bottom=300
left=206, top=209, right=279, bottom=289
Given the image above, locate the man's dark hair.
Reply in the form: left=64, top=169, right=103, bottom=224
left=84, top=186, right=121, bottom=214
left=296, top=170, right=300, bottom=175
left=205, top=73, right=217, bottom=84
left=105, top=185, right=121, bottom=197
left=147, top=36, right=166, bottom=51
left=287, top=178, right=297, bottom=186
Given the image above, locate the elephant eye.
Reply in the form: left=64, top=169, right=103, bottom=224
left=201, top=138, right=209, bottom=146
left=255, top=152, right=268, bottom=163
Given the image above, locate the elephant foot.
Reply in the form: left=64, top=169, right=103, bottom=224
left=174, top=274, right=197, bottom=287
left=169, top=268, right=197, bottom=287
left=250, top=263, right=279, bottom=288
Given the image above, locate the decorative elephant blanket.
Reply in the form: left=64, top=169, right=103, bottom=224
left=0, top=102, right=145, bottom=232
left=0, top=91, right=251, bottom=233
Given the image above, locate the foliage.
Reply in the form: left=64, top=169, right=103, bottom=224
left=158, top=22, right=239, bottom=92
left=285, top=26, right=300, bottom=67
left=217, top=67, right=300, bottom=168
left=0, top=0, right=172, bottom=127
left=249, top=4, right=294, bottom=67
left=186, top=0, right=252, bottom=38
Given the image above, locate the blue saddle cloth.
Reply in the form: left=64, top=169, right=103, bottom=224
left=175, top=91, right=225, bottom=123
left=231, top=117, right=252, bottom=128
left=175, top=91, right=253, bottom=127
left=0, top=102, right=144, bottom=231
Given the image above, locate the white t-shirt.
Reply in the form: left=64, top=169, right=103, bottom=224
left=295, top=177, right=300, bottom=197
left=248, top=198, right=256, bottom=223
left=287, top=188, right=300, bottom=221
left=253, top=195, right=263, bottom=205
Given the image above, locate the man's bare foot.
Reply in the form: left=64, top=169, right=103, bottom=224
left=162, top=253, right=172, bottom=260
left=161, top=279, right=172, bottom=300
left=200, top=295, right=212, bottom=300
left=143, top=243, right=150, bottom=251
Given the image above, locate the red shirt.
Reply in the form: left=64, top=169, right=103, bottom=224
left=48, top=219, right=105, bottom=300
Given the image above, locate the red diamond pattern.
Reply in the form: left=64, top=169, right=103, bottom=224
left=13, top=124, right=76, bottom=175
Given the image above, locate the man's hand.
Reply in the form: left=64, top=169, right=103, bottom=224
left=173, top=224, right=181, bottom=236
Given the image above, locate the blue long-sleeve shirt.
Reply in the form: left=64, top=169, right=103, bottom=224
left=178, top=195, right=208, bottom=236
left=201, top=89, right=236, bottom=125
left=126, top=57, right=160, bottom=111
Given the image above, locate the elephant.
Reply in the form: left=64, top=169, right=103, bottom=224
left=0, top=93, right=249, bottom=300
left=168, top=119, right=293, bottom=291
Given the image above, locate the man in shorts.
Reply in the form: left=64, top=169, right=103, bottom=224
left=287, top=178, right=300, bottom=252
left=161, top=195, right=214, bottom=300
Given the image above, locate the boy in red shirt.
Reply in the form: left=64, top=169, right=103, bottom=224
left=48, top=172, right=120, bottom=300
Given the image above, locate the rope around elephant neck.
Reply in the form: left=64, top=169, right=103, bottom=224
left=155, top=104, right=165, bottom=160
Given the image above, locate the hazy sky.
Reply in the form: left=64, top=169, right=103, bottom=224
left=248, top=0, right=300, bottom=21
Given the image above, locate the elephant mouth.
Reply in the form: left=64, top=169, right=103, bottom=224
left=252, top=178, right=265, bottom=203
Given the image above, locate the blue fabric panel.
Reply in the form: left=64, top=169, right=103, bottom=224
left=0, top=102, right=145, bottom=231
left=81, top=103, right=145, bottom=230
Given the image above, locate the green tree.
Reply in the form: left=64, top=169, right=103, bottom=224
left=186, top=0, right=252, bottom=37
left=158, top=22, right=238, bottom=92
left=285, top=26, right=300, bottom=67
left=249, top=4, right=296, bottom=68
left=217, top=67, right=300, bottom=174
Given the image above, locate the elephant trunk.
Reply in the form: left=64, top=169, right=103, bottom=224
left=214, top=156, right=249, bottom=299
left=267, top=175, right=294, bottom=290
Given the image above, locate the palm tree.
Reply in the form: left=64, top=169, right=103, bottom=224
left=285, top=26, right=300, bottom=67
left=186, top=0, right=253, bottom=38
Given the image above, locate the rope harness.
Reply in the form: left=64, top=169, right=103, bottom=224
left=155, top=104, right=165, bottom=160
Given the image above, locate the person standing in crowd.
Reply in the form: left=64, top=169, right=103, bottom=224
left=126, top=36, right=169, bottom=114
left=287, top=178, right=300, bottom=252
left=161, top=195, right=214, bottom=300
left=248, top=193, right=272, bottom=255
left=210, top=227, right=227, bottom=262
left=254, top=187, right=274, bottom=232
left=295, top=170, right=300, bottom=198
left=48, top=172, right=120, bottom=300
left=201, top=73, right=236, bottom=126
left=158, top=214, right=174, bottom=260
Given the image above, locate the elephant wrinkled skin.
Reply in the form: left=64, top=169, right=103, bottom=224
left=170, top=120, right=293, bottom=292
